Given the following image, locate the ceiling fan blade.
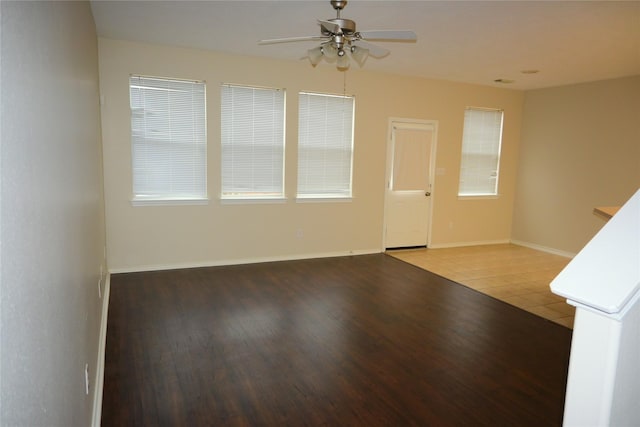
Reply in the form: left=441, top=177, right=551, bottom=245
left=259, top=36, right=328, bottom=45
left=358, top=30, right=417, bottom=42
left=353, top=40, right=390, bottom=59
left=318, top=19, right=341, bottom=34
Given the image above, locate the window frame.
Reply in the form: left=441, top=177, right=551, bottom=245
left=296, top=91, right=355, bottom=200
left=458, top=107, right=504, bottom=198
left=129, top=74, right=208, bottom=204
left=220, top=83, right=286, bottom=201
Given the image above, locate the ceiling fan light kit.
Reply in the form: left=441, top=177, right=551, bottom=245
left=350, top=45, right=369, bottom=67
left=259, top=0, right=417, bottom=71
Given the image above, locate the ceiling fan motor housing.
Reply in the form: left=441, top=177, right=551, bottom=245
left=331, top=0, right=348, bottom=12
left=325, top=18, right=356, bottom=36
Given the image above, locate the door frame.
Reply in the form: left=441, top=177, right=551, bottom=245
left=383, top=118, right=438, bottom=250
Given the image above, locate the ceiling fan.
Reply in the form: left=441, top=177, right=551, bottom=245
left=258, top=0, right=417, bottom=70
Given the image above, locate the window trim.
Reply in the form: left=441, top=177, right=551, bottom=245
left=220, top=197, right=287, bottom=205
left=297, top=91, right=355, bottom=200
left=457, top=106, right=504, bottom=198
left=295, top=196, right=353, bottom=204
left=457, top=194, right=500, bottom=201
left=220, top=83, right=286, bottom=201
left=129, top=74, right=208, bottom=204
left=131, top=198, right=210, bottom=207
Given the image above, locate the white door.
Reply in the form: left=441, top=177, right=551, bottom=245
left=384, top=120, right=436, bottom=249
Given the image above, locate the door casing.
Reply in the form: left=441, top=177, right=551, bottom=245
left=383, top=118, right=438, bottom=249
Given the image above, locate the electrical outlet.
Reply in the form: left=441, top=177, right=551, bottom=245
left=85, top=364, right=89, bottom=395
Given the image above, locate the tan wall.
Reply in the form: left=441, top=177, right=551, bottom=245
left=1, top=2, right=106, bottom=425
left=512, top=75, right=640, bottom=255
left=98, top=38, right=524, bottom=271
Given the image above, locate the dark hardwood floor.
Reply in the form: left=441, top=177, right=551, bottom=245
left=102, top=254, right=572, bottom=426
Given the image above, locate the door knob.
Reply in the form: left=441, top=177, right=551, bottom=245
left=425, top=192, right=431, bottom=197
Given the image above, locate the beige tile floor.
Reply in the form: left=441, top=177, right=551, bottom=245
left=387, top=243, right=575, bottom=328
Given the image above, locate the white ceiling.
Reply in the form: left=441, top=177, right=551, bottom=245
left=90, top=0, right=640, bottom=90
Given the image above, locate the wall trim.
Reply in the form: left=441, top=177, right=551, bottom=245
left=108, top=249, right=382, bottom=274
left=92, top=273, right=110, bottom=427
left=510, top=239, right=576, bottom=258
left=427, top=239, right=511, bottom=249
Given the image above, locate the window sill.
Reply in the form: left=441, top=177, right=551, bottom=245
left=220, top=197, right=287, bottom=205
left=296, top=196, right=353, bottom=203
left=131, top=198, right=209, bottom=206
left=458, top=194, right=500, bottom=200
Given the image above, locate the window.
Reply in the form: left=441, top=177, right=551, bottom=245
left=221, top=84, right=285, bottom=199
left=129, top=75, right=207, bottom=202
left=458, top=107, right=504, bottom=196
left=297, top=92, right=354, bottom=199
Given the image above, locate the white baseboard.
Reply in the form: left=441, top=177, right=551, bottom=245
left=427, top=239, right=511, bottom=249
left=510, top=239, right=576, bottom=258
left=92, top=273, right=110, bottom=427
left=108, top=248, right=382, bottom=274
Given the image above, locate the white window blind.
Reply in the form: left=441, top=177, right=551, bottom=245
left=297, top=92, right=354, bottom=198
left=458, top=107, right=504, bottom=196
left=129, top=75, right=207, bottom=201
left=221, top=84, right=285, bottom=199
